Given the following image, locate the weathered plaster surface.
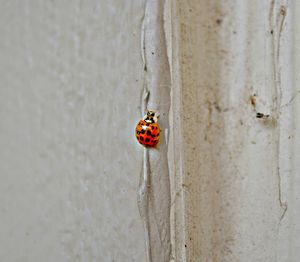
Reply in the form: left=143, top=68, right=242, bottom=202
left=0, top=1, right=147, bottom=261
left=172, top=0, right=300, bottom=261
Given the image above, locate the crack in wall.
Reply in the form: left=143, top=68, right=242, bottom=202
left=269, top=0, right=288, bottom=224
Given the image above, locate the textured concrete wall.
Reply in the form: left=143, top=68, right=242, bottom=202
left=1, top=1, right=300, bottom=262
left=171, top=0, right=300, bottom=261
left=0, top=1, right=147, bottom=261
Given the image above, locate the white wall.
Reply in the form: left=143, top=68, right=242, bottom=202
left=1, top=1, right=300, bottom=262
left=0, top=1, right=147, bottom=261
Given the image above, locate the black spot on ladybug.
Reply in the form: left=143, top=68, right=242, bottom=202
left=151, top=126, right=154, bottom=130
left=146, top=123, right=150, bottom=126
left=140, top=129, right=145, bottom=134
left=147, top=130, right=151, bottom=136
left=157, top=133, right=160, bottom=136
left=140, top=136, right=144, bottom=141
left=145, top=138, right=150, bottom=142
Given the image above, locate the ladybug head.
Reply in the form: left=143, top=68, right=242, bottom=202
left=144, top=110, right=159, bottom=123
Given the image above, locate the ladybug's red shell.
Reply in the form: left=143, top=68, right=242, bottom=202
left=135, top=120, right=160, bottom=147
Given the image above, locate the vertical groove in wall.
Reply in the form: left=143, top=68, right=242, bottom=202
left=168, top=0, right=186, bottom=261
left=137, top=0, right=171, bottom=261
left=269, top=0, right=288, bottom=224
left=276, top=0, right=300, bottom=261
left=268, top=1, right=292, bottom=261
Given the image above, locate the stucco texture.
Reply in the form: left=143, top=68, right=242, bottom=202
left=0, top=1, right=147, bottom=261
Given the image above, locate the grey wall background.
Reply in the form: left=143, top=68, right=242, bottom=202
left=0, top=1, right=147, bottom=261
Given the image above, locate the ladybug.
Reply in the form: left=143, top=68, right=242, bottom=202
left=135, top=110, right=160, bottom=147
